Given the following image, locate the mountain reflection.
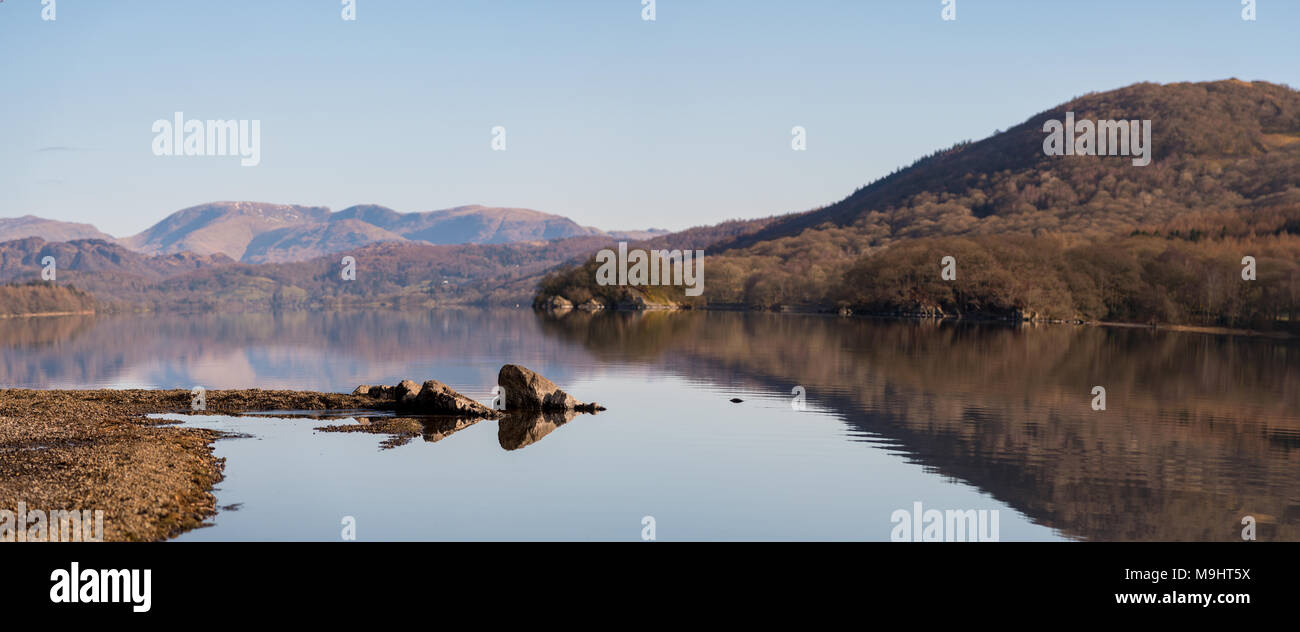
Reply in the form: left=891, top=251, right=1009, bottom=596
left=536, top=310, right=1300, bottom=542
left=6, top=309, right=1298, bottom=541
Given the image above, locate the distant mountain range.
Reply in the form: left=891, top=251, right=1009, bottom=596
left=0, top=234, right=622, bottom=311
left=0, top=202, right=668, bottom=264
left=6, top=79, right=1297, bottom=326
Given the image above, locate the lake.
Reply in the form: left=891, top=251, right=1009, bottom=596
left=3, top=309, right=1297, bottom=541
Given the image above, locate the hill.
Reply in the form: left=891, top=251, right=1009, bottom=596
left=0, top=216, right=117, bottom=243
left=537, top=80, right=1300, bottom=329
left=120, top=202, right=333, bottom=260
left=0, top=282, right=97, bottom=316
left=333, top=204, right=603, bottom=245
left=242, top=219, right=409, bottom=264
left=0, top=234, right=622, bottom=310
left=0, top=238, right=235, bottom=310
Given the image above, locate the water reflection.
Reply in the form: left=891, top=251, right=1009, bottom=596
left=498, top=409, right=578, bottom=451
left=536, top=310, right=1300, bottom=541
left=6, top=309, right=1298, bottom=541
left=421, top=416, right=482, bottom=444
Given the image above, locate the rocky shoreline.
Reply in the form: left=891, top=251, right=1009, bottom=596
left=0, top=388, right=381, bottom=541
left=0, top=365, right=602, bottom=541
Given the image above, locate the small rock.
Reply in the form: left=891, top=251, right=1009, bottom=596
left=353, top=384, right=396, bottom=400
left=730, top=398, right=744, bottom=403
left=351, top=380, right=495, bottom=417
left=395, top=379, right=423, bottom=404
left=411, top=380, right=494, bottom=416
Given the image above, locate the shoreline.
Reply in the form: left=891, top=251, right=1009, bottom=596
left=0, top=388, right=392, bottom=541
left=7, top=304, right=1293, bottom=340
left=544, top=303, right=1298, bottom=340
left=0, top=310, right=96, bottom=319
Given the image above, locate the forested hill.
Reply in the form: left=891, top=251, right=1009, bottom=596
left=538, top=80, right=1300, bottom=329
left=723, top=79, right=1300, bottom=250
left=0, top=283, right=97, bottom=316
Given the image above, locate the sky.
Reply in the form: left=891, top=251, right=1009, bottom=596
left=2, top=0, right=1297, bottom=237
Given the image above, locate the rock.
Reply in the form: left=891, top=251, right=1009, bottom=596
left=577, top=298, right=606, bottom=312
left=351, top=379, right=496, bottom=417
left=545, top=295, right=573, bottom=311
left=353, top=384, right=397, bottom=400
left=616, top=294, right=649, bottom=310
left=498, top=364, right=605, bottom=412
left=730, top=398, right=744, bottom=403
left=395, top=379, right=422, bottom=404
left=411, top=379, right=495, bottom=416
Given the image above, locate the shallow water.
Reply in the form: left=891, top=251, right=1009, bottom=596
left=4, top=309, right=1297, bottom=541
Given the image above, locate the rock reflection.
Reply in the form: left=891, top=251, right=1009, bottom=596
left=497, top=409, right=577, bottom=451
left=420, top=416, right=481, bottom=443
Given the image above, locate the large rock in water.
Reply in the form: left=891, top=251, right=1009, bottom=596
left=497, top=364, right=603, bottom=412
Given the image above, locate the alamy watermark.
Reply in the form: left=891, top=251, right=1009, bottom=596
left=595, top=242, right=704, bottom=297
left=890, top=502, right=999, bottom=542
left=1, top=503, right=104, bottom=542
left=152, top=112, right=261, bottom=166
left=1043, top=112, right=1152, bottom=167
left=50, top=562, right=150, bottom=613
left=941, top=0, right=956, bottom=21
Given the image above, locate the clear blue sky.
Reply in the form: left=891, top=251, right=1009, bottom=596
left=2, top=0, right=1296, bottom=236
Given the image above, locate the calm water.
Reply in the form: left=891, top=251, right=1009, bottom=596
left=3, top=310, right=1298, bottom=541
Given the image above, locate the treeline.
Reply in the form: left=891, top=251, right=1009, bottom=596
left=540, top=206, right=1300, bottom=329
left=834, top=231, right=1300, bottom=327
left=534, top=258, right=704, bottom=309
left=0, top=282, right=97, bottom=316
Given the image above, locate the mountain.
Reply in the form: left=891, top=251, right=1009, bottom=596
left=118, top=202, right=655, bottom=263
left=606, top=228, right=672, bottom=241
left=0, top=215, right=116, bottom=243
left=537, top=79, right=1300, bottom=329
left=242, top=219, right=408, bottom=264
left=332, top=204, right=604, bottom=245
left=121, top=202, right=333, bottom=261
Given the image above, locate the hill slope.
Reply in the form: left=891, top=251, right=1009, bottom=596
left=725, top=79, right=1300, bottom=251
left=538, top=80, right=1300, bottom=328
left=0, top=216, right=117, bottom=243
left=122, top=202, right=332, bottom=260
left=242, top=219, right=409, bottom=264
left=0, top=282, right=97, bottom=316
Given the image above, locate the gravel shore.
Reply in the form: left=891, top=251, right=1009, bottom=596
left=0, top=389, right=389, bottom=541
